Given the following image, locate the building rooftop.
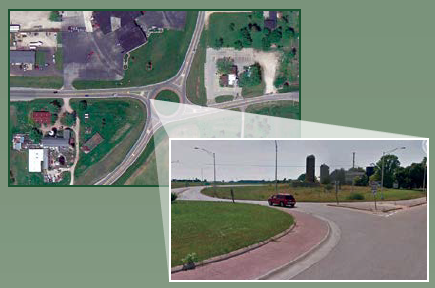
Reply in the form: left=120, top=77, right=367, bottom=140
left=10, top=50, right=35, bottom=64
left=29, top=149, right=44, bottom=172
left=32, top=111, right=51, bottom=124
left=42, top=137, right=70, bottom=148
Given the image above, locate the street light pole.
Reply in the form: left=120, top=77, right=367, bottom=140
left=275, top=140, right=278, bottom=194
left=380, top=146, right=406, bottom=200
left=194, top=146, right=216, bottom=195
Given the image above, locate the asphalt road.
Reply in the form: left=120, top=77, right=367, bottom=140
left=174, top=186, right=427, bottom=280
left=10, top=11, right=300, bottom=185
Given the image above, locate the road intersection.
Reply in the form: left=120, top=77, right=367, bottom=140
left=10, top=11, right=299, bottom=185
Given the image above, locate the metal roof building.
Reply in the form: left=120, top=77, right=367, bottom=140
left=42, top=137, right=70, bottom=148
left=10, top=50, right=36, bottom=64
left=29, top=149, right=44, bottom=172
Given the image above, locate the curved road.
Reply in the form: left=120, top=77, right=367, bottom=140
left=173, top=186, right=427, bottom=280
left=10, top=11, right=299, bottom=185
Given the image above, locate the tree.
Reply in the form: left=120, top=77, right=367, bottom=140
left=229, top=23, right=235, bottom=31
left=283, top=26, right=294, bottom=38
left=297, top=173, right=306, bottom=181
left=395, top=166, right=411, bottom=189
left=239, top=27, right=252, bottom=46
left=79, top=100, right=88, bottom=111
left=61, top=112, right=76, bottom=127
left=48, top=100, right=62, bottom=114
left=274, top=76, right=287, bottom=88
left=354, top=174, right=369, bottom=186
left=238, top=63, right=262, bottom=87
left=216, top=57, right=234, bottom=74
left=269, top=29, right=283, bottom=43
left=261, top=36, right=271, bottom=50
left=29, top=128, right=43, bottom=143
left=373, top=155, right=400, bottom=188
left=234, top=40, right=243, bottom=50
left=214, top=37, right=224, bottom=48
left=51, top=113, right=58, bottom=125
left=252, top=11, right=263, bottom=19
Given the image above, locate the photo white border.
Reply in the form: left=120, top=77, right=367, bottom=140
left=168, top=137, right=429, bottom=282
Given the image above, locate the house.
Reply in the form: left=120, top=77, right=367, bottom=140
left=32, top=111, right=51, bottom=125
left=228, top=74, right=237, bottom=86
left=10, top=50, right=35, bottom=65
left=264, top=11, right=277, bottom=30
left=12, top=135, right=25, bottom=151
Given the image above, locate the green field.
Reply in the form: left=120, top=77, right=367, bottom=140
left=246, top=100, right=300, bottom=119
left=214, top=95, right=234, bottom=103
left=171, top=201, right=293, bottom=267
left=10, top=76, right=63, bottom=89
left=114, top=127, right=168, bottom=185
left=70, top=98, right=147, bottom=185
left=155, top=90, right=180, bottom=103
left=9, top=150, right=71, bottom=185
left=72, top=11, right=198, bottom=89
left=186, top=29, right=208, bottom=106
left=202, top=184, right=426, bottom=202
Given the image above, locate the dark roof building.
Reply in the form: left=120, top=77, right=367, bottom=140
left=42, top=137, right=70, bottom=148
left=264, top=11, right=277, bottom=30
left=93, top=11, right=143, bottom=34
left=10, top=50, right=35, bottom=64
left=32, top=111, right=51, bottom=124
left=117, top=22, right=147, bottom=53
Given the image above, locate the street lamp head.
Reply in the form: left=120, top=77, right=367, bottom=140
left=194, top=147, right=199, bottom=150
left=400, top=147, right=406, bottom=150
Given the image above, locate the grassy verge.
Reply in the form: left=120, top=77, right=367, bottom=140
left=246, top=100, right=300, bottom=119
left=155, top=90, right=180, bottom=103
left=201, top=184, right=426, bottom=202
left=10, top=76, right=63, bottom=89
left=35, top=51, right=46, bottom=66
left=55, top=47, right=63, bottom=71
left=241, top=79, right=265, bottom=98
left=72, top=11, right=198, bottom=89
left=70, top=98, right=147, bottom=185
left=215, top=95, right=234, bottom=103
left=114, top=127, right=168, bottom=185
left=186, top=29, right=207, bottom=105
left=171, top=201, right=293, bottom=267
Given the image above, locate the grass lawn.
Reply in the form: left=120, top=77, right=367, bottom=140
left=9, top=150, right=71, bottom=185
left=241, top=79, right=265, bottom=98
left=215, top=95, right=234, bottom=103
left=155, top=90, right=180, bottom=103
left=186, top=29, right=207, bottom=106
left=171, top=201, right=293, bottom=267
left=10, top=99, right=64, bottom=136
left=35, top=51, right=46, bottom=66
left=10, top=76, right=63, bottom=89
left=49, top=11, right=62, bottom=22
left=55, top=47, right=63, bottom=71
left=72, top=11, right=198, bottom=89
left=70, top=98, right=147, bottom=185
left=114, top=127, right=168, bottom=186
left=202, top=184, right=426, bottom=202
left=246, top=100, right=300, bottom=119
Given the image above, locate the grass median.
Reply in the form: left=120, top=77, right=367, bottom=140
left=201, top=184, right=425, bottom=202
left=171, top=201, right=293, bottom=267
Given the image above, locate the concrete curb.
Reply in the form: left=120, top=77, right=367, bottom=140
left=326, top=203, right=403, bottom=213
left=256, top=214, right=332, bottom=280
left=171, top=221, right=296, bottom=274
left=408, top=201, right=427, bottom=208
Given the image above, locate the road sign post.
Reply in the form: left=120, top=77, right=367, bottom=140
left=371, top=182, right=378, bottom=210
left=335, top=181, right=339, bottom=205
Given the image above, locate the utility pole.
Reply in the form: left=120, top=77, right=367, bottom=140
left=194, top=147, right=217, bottom=195
left=423, top=162, right=427, bottom=201
left=352, top=152, right=355, bottom=169
left=275, top=140, right=278, bottom=194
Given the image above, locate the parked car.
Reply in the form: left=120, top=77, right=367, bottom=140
left=268, top=194, right=296, bottom=207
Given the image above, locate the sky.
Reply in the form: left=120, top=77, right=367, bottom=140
left=170, top=139, right=428, bottom=181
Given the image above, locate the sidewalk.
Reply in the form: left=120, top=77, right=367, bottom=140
left=327, top=197, right=427, bottom=213
left=171, top=209, right=329, bottom=280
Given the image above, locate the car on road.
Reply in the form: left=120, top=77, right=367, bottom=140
left=268, top=194, right=296, bottom=207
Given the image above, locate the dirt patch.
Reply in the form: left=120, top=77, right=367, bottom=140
left=252, top=50, right=280, bottom=94
left=10, top=11, right=62, bottom=30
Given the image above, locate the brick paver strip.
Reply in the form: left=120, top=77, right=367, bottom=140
left=171, top=209, right=329, bottom=280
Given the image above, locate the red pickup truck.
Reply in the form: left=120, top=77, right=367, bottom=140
left=268, top=194, right=296, bottom=208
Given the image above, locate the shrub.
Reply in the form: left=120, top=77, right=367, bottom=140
left=171, top=192, right=178, bottom=202
left=348, top=193, right=365, bottom=200
left=182, top=253, right=198, bottom=265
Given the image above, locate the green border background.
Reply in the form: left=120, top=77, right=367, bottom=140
left=2, top=0, right=433, bottom=286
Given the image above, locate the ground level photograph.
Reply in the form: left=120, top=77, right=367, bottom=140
left=170, top=139, right=428, bottom=280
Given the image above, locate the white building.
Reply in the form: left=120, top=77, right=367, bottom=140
left=28, top=149, right=44, bottom=173
left=228, top=74, right=237, bottom=86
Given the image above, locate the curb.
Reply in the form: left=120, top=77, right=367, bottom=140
left=327, top=203, right=403, bottom=213
left=256, top=213, right=331, bottom=280
left=171, top=221, right=296, bottom=274
left=408, top=201, right=427, bottom=208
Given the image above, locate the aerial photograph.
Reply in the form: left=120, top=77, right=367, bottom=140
left=9, top=10, right=300, bottom=186
left=170, top=139, right=428, bottom=280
